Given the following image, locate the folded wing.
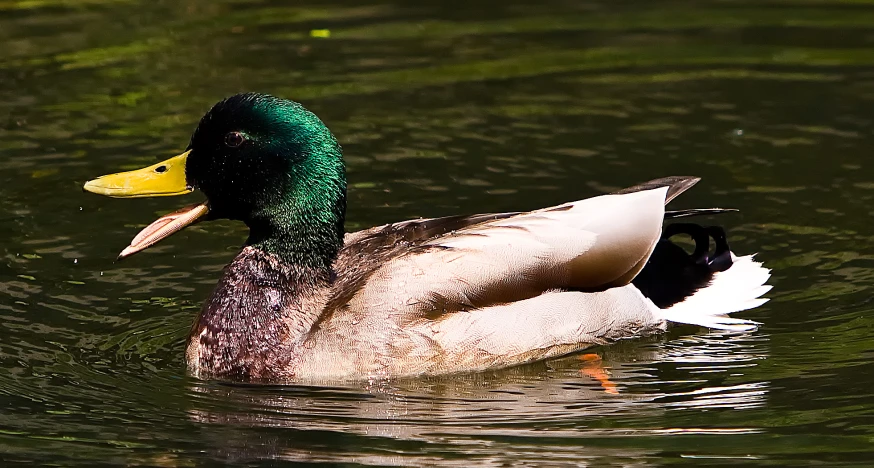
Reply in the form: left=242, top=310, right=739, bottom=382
left=334, top=178, right=699, bottom=321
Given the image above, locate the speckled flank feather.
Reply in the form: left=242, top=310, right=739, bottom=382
left=402, top=286, right=665, bottom=375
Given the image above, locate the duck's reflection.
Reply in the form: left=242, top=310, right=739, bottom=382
left=186, top=331, right=769, bottom=465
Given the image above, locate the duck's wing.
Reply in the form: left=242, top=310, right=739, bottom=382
left=611, top=175, right=699, bottom=202
left=332, top=212, right=519, bottom=309
left=341, top=211, right=520, bottom=253
left=613, top=177, right=737, bottom=219
left=329, top=177, right=699, bottom=320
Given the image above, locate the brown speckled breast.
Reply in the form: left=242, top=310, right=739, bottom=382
left=185, top=247, right=329, bottom=381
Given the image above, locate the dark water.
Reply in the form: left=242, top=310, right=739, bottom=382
left=2, top=0, right=874, bottom=465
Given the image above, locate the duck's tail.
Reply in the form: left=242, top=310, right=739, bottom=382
left=655, top=254, right=771, bottom=332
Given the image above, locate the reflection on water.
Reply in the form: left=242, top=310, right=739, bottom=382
left=187, top=332, right=768, bottom=465
left=3, top=0, right=874, bottom=465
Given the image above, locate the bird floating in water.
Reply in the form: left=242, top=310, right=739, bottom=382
left=83, top=93, right=770, bottom=382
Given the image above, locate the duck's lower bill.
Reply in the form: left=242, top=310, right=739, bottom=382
left=117, top=202, right=210, bottom=260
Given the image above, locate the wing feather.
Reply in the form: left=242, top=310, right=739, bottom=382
left=337, top=186, right=670, bottom=321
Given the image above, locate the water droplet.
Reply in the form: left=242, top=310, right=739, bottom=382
left=733, top=128, right=744, bottom=136
left=73, top=259, right=78, bottom=264
left=99, top=271, right=104, bottom=276
left=79, top=207, right=83, bottom=211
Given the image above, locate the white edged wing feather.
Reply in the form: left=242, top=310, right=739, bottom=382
left=350, top=187, right=670, bottom=320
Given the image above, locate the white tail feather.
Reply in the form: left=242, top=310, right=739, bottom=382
left=656, top=254, right=771, bottom=332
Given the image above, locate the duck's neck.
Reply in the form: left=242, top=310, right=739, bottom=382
left=245, top=203, right=345, bottom=271
left=244, top=156, right=347, bottom=271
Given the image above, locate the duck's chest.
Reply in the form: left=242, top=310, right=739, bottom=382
left=185, top=286, right=300, bottom=381
left=185, top=248, right=326, bottom=381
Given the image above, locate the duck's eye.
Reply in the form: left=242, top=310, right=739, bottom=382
left=225, top=131, right=245, bottom=148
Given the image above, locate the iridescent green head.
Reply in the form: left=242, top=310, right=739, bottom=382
left=84, top=93, right=347, bottom=269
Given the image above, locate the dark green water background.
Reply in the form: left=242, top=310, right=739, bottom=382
left=2, top=0, right=874, bottom=465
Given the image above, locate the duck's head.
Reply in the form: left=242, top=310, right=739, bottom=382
left=84, top=93, right=346, bottom=268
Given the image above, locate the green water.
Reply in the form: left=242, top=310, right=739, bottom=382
left=2, top=0, right=874, bottom=465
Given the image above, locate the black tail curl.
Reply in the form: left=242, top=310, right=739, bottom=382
left=632, top=223, right=734, bottom=309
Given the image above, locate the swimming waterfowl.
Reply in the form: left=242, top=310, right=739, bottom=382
left=83, top=93, right=770, bottom=382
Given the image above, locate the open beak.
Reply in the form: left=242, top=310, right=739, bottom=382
left=116, top=202, right=209, bottom=259
left=84, top=150, right=208, bottom=260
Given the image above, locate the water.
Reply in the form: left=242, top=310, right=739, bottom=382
left=2, top=0, right=874, bottom=465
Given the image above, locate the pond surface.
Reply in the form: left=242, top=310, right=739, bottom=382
left=2, top=0, right=874, bottom=465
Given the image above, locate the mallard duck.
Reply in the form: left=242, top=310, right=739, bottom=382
left=83, top=93, right=770, bottom=382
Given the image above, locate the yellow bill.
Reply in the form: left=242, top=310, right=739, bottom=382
left=84, top=150, right=207, bottom=259
left=83, top=151, right=192, bottom=198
